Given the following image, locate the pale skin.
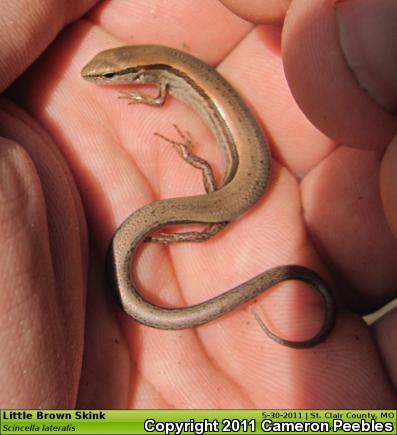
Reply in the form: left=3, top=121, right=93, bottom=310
left=0, top=0, right=396, bottom=409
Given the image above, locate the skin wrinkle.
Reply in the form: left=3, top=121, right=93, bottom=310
left=130, top=311, right=253, bottom=407
left=217, top=352, right=257, bottom=407
left=193, top=328, right=255, bottom=407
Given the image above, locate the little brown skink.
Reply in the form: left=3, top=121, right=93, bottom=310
left=81, top=45, right=336, bottom=348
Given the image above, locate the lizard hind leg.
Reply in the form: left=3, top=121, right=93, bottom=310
left=146, top=124, right=228, bottom=244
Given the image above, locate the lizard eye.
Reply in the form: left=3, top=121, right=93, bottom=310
left=103, top=72, right=115, bottom=79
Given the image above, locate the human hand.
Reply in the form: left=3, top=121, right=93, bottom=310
left=1, top=0, right=396, bottom=409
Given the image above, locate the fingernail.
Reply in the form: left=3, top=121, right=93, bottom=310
left=336, top=0, right=397, bottom=113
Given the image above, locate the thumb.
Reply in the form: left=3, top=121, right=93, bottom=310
left=283, top=0, right=397, bottom=149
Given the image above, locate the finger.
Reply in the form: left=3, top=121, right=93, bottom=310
left=373, top=307, right=397, bottom=389
left=302, top=144, right=397, bottom=314
left=0, top=139, right=70, bottom=407
left=0, top=100, right=87, bottom=407
left=0, top=0, right=97, bottom=91
left=85, top=0, right=251, bottom=64
left=282, top=0, right=397, bottom=149
left=380, top=135, right=397, bottom=238
left=218, top=0, right=291, bottom=24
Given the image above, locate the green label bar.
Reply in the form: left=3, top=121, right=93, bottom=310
left=0, top=410, right=395, bottom=434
